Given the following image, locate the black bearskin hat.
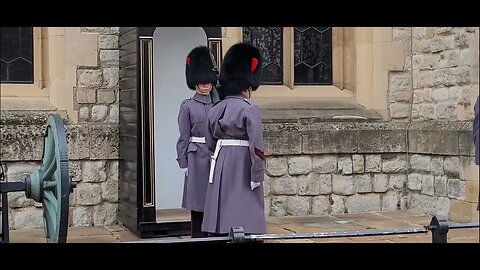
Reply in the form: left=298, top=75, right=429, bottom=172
left=218, top=42, right=262, bottom=97
left=185, top=46, right=218, bottom=90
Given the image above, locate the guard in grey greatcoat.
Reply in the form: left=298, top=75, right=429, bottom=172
left=202, top=43, right=267, bottom=235
left=176, top=46, right=219, bottom=237
left=473, top=95, right=479, bottom=211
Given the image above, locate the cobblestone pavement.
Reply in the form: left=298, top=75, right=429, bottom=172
left=9, top=211, right=479, bottom=243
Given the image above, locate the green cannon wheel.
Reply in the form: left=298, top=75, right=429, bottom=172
left=26, top=114, right=73, bottom=243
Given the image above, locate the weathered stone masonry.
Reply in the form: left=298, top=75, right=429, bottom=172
left=1, top=27, right=120, bottom=230
left=262, top=120, right=477, bottom=222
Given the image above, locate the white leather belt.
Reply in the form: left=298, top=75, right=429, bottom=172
left=208, top=139, right=249, bottom=183
left=189, top=136, right=206, bottom=143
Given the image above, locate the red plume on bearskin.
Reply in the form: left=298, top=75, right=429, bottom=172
left=218, top=43, right=263, bottom=97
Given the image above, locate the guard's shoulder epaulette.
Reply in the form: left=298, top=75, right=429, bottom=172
left=181, top=98, right=192, bottom=105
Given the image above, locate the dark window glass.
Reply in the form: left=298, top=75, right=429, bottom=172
left=243, top=27, right=283, bottom=85
left=294, top=27, right=332, bottom=85
left=1, top=27, right=34, bottom=84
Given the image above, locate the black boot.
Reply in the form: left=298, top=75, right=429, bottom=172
left=191, top=211, right=208, bottom=238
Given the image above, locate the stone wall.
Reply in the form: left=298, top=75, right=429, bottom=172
left=389, top=27, right=479, bottom=121
left=263, top=120, right=478, bottom=222
left=0, top=27, right=120, bottom=230
left=257, top=27, right=474, bottom=222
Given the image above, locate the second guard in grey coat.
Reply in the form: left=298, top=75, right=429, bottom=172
left=201, top=43, right=267, bottom=234
left=177, top=93, right=215, bottom=212
left=176, top=46, right=219, bottom=237
left=473, top=95, right=479, bottom=211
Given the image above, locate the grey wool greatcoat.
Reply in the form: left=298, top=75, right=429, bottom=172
left=176, top=93, right=215, bottom=212
left=474, top=96, right=479, bottom=211
left=201, top=95, right=267, bottom=234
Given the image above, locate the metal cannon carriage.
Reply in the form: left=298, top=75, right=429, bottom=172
left=1, top=114, right=76, bottom=243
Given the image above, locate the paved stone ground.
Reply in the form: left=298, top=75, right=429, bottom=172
left=8, top=210, right=479, bottom=243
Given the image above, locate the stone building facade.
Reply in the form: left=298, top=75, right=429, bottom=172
left=0, top=27, right=478, bottom=230
left=261, top=27, right=479, bottom=222
left=1, top=27, right=119, bottom=229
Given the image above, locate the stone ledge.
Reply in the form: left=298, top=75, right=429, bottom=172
left=0, top=97, right=69, bottom=125
left=0, top=110, right=69, bottom=126
left=264, top=120, right=474, bottom=156
left=1, top=97, right=57, bottom=111
left=262, top=108, right=382, bottom=122
left=257, top=97, right=383, bottom=123
left=1, top=123, right=118, bottom=161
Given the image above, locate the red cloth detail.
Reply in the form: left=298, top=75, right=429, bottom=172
left=254, top=147, right=264, bottom=161
left=251, top=58, right=259, bottom=72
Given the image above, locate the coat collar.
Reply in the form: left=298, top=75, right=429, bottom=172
left=225, top=95, right=250, bottom=103
left=193, top=93, right=212, bottom=104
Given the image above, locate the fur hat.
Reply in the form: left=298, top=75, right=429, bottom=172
left=218, top=42, right=262, bottom=97
left=185, top=46, right=218, bottom=90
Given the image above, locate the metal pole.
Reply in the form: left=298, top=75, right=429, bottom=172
left=449, top=222, right=480, bottom=229
left=122, top=216, right=479, bottom=244
left=429, top=216, right=449, bottom=243
left=126, top=236, right=232, bottom=244
left=1, top=192, right=9, bottom=243
left=0, top=181, right=27, bottom=193
left=245, top=227, right=429, bottom=241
